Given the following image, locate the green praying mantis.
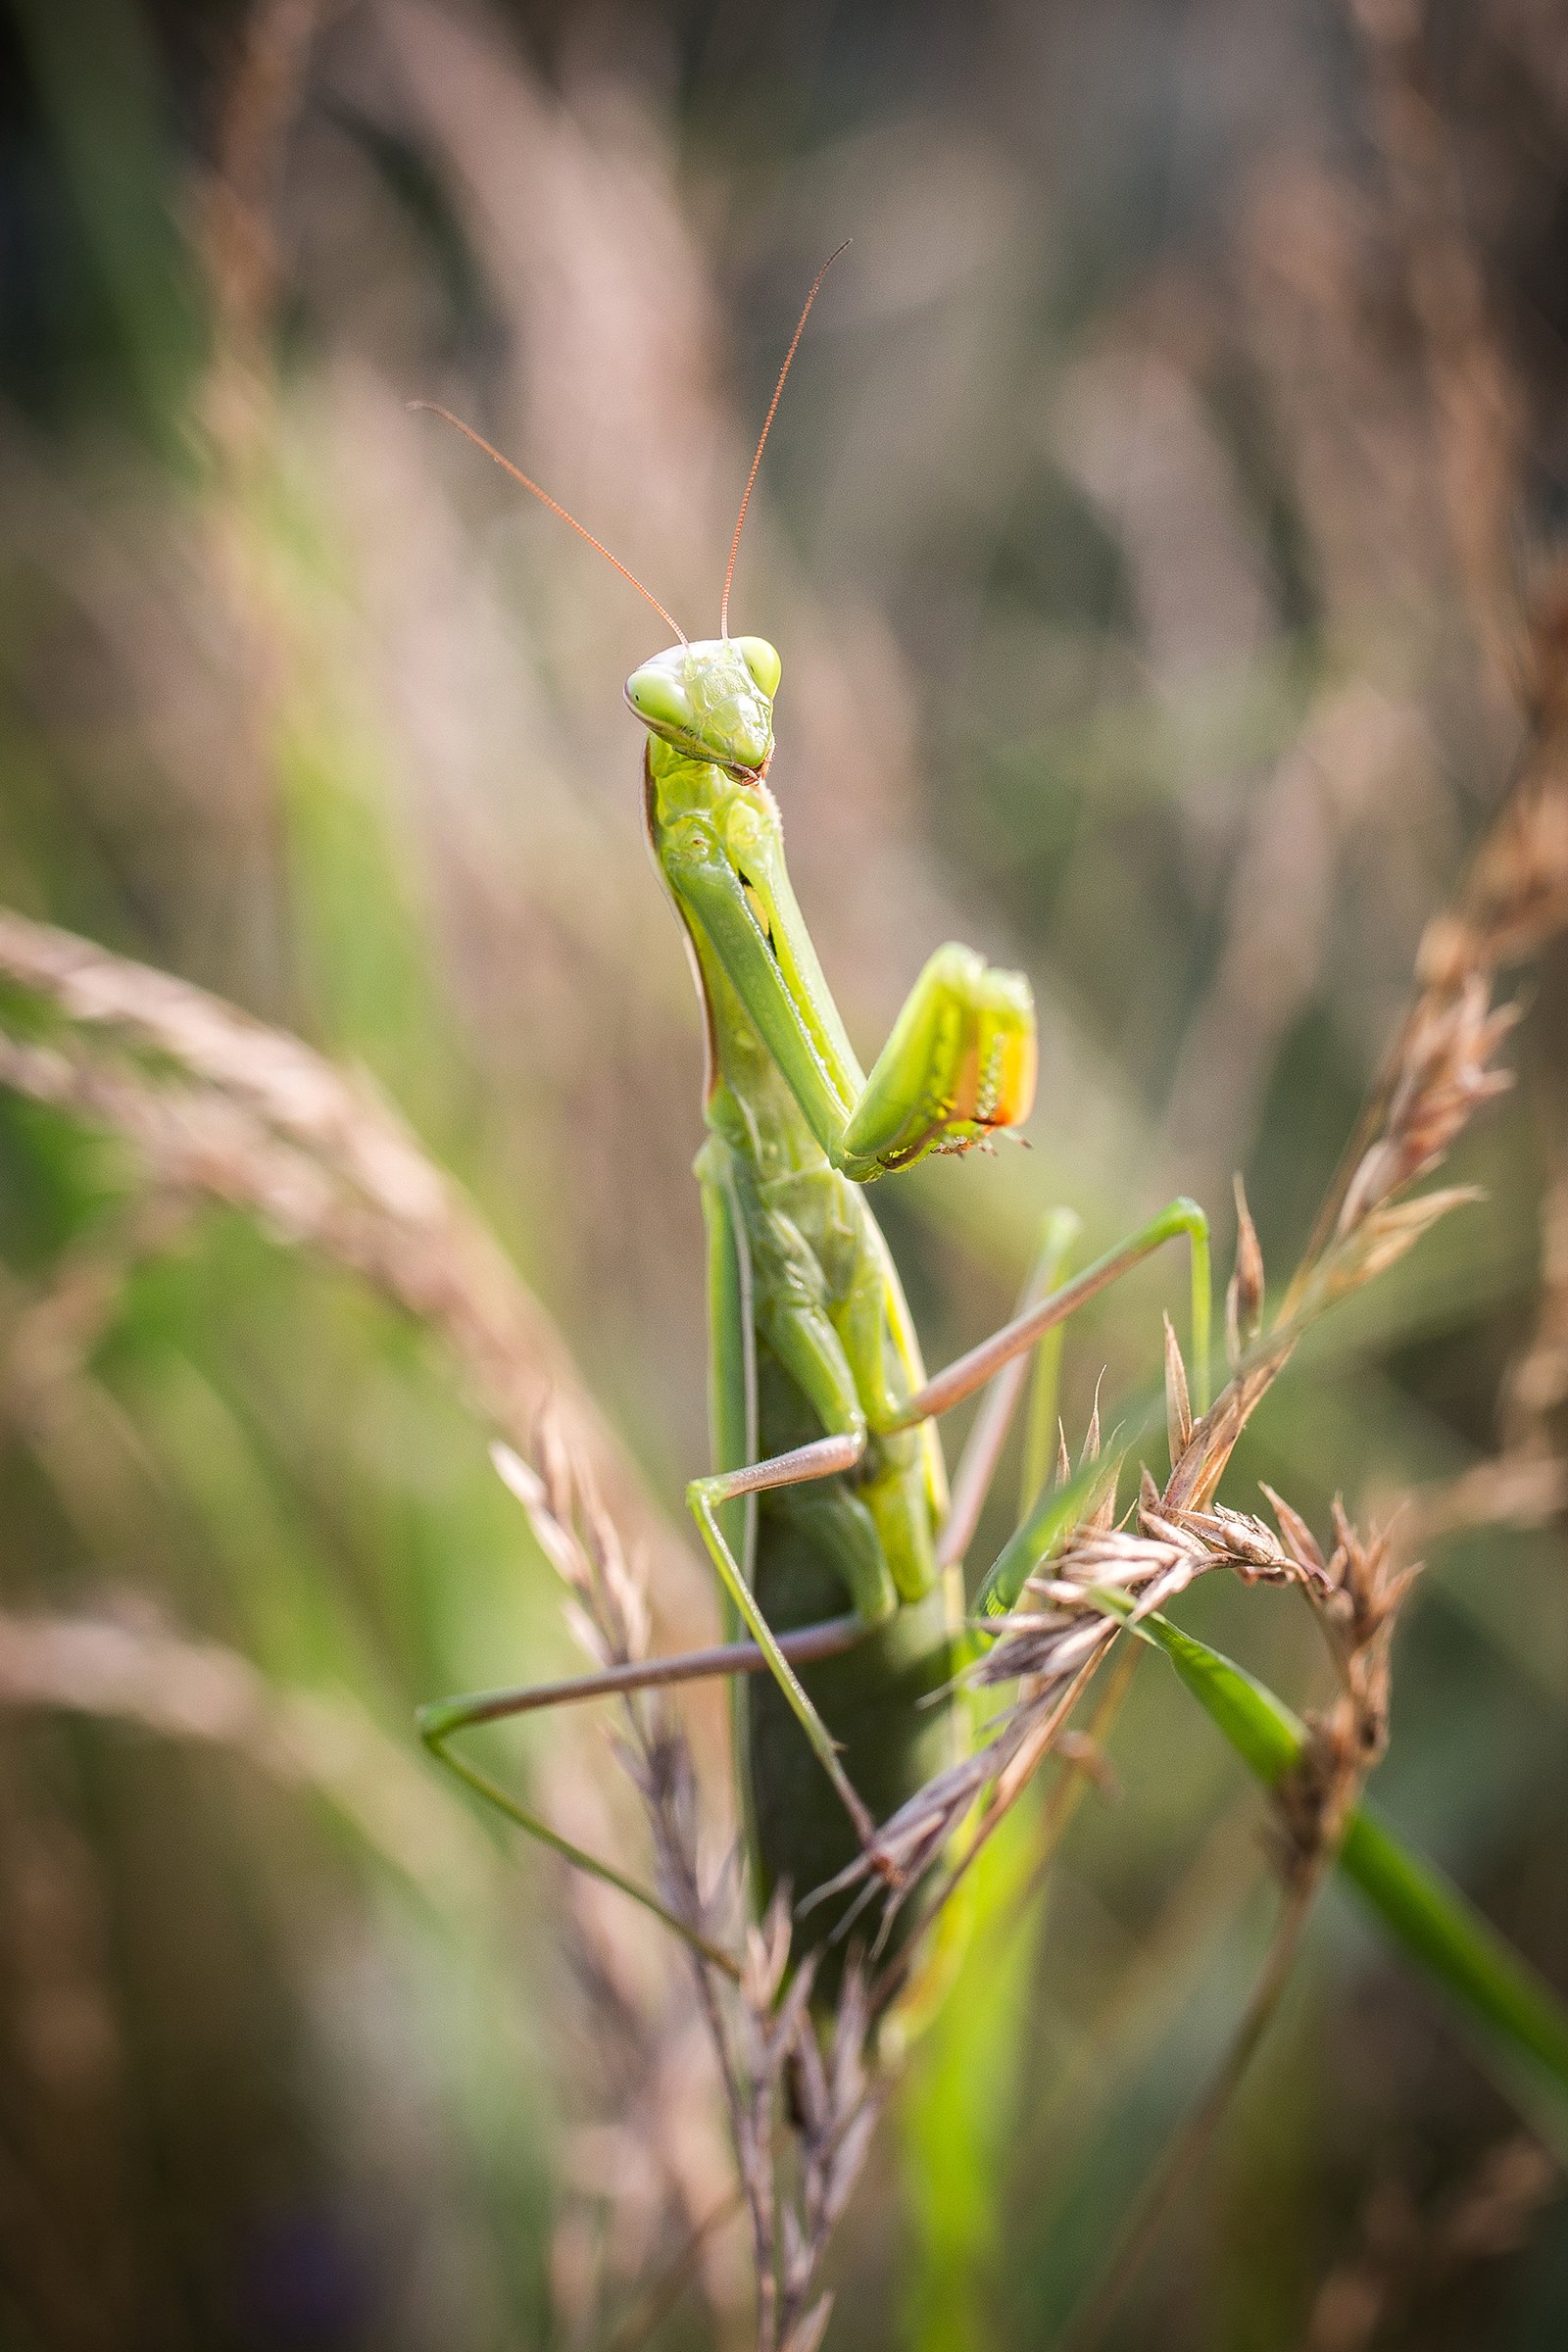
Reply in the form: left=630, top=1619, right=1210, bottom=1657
left=413, top=253, right=1215, bottom=1987
left=406, top=266, right=1568, bottom=2138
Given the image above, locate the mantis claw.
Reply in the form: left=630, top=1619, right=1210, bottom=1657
left=843, top=943, right=1037, bottom=1175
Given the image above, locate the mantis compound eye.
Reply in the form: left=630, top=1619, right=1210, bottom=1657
left=625, top=662, right=695, bottom=735
left=733, top=637, right=782, bottom=700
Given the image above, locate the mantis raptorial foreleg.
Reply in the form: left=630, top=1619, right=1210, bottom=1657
left=662, top=819, right=1037, bottom=1179
left=843, top=945, right=1039, bottom=1172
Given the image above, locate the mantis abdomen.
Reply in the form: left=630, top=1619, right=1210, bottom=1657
left=697, top=1121, right=966, bottom=1970
left=744, top=1534, right=959, bottom=1972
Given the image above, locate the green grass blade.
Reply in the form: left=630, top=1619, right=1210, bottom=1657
left=1336, top=1813, right=1568, bottom=2146
left=1127, top=1608, right=1568, bottom=2154
left=900, top=1786, right=1050, bottom=2352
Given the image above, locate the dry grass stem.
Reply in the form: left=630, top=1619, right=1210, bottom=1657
left=828, top=554, right=1568, bottom=2335
left=0, top=900, right=886, bottom=2345
left=1061, top=1494, right=1411, bottom=2348
left=491, top=1434, right=879, bottom=2351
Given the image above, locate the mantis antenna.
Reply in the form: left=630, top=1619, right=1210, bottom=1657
left=409, top=400, right=688, bottom=645
left=719, top=240, right=852, bottom=640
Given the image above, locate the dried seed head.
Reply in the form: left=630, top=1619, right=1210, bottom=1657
left=1163, top=1336, right=1298, bottom=1514
left=1226, top=1173, right=1266, bottom=1366
left=1336, top=980, right=1514, bottom=1242
left=1163, top=1313, right=1193, bottom=1465
left=1318, top=1186, right=1485, bottom=1307
left=1167, top=1502, right=1300, bottom=1583
left=1259, top=1482, right=1330, bottom=1585
left=1087, top=1455, right=1121, bottom=1536
left=743, top=1887, right=794, bottom=2011
left=1082, top=1376, right=1104, bottom=1467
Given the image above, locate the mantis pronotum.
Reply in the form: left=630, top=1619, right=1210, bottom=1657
left=415, top=255, right=1211, bottom=1988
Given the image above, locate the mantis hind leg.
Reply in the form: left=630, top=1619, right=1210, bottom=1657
left=418, top=1683, right=734, bottom=1971
left=869, top=1197, right=1211, bottom=1614
left=417, top=1613, right=869, bottom=1976
left=938, top=1205, right=1082, bottom=1571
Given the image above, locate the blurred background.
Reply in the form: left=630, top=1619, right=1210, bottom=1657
left=2, top=0, right=1567, bottom=2344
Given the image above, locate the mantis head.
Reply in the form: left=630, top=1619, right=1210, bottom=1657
left=414, top=250, right=838, bottom=792
left=624, top=637, right=781, bottom=779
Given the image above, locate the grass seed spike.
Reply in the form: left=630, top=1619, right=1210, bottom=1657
left=415, top=254, right=1212, bottom=1989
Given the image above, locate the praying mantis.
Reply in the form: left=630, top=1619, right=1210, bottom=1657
left=415, top=256, right=1212, bottom=1984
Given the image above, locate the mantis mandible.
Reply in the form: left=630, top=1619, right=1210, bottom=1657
left=416, top=254, right=1212, bottom=1984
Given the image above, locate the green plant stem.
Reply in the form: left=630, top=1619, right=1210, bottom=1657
left=1132, top=1608, right=1568, bottom=2150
